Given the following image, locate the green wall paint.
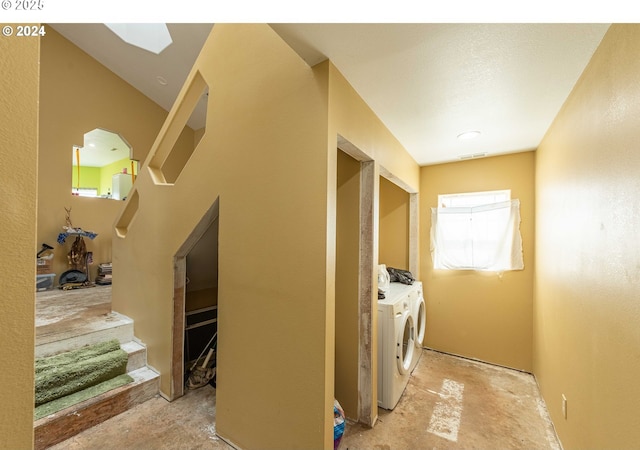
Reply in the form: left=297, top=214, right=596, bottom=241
left=71, top=158, right=136, bottom=197
left=71, top=166, right=101, bottom=194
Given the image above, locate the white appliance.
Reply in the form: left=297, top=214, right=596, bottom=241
left=409, top=281, right=426, bottom=372
left=377, top=283, right=415, bottom=410
left=112, top=173, right=133, bottom=200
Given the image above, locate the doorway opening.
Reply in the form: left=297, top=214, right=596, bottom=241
left=171, top=198, right=219, bottom=400
left=334, top=135, right=419, bottom=428
left=335, top=136, right=377, bottom=427
left=378, top=174, right=418, bottom=278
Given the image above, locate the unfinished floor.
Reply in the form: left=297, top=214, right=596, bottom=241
left=37, top=286, right=559, bottom=449
left=341, top=350, right=561, bottom=450
left=47, top=348, right=560, bottom=449
left=36, top=284, right=112, bottom=351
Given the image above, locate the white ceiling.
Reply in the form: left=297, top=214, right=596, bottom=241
left=72, top=128, right=132, bottom=167
left=51, top=23, right=610, bottom=167
left=50, top=23, right=213, bottom=131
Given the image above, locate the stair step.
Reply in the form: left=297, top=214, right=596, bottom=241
left=34, top=366, right=160, bottom=450
left=122, top=340, right=147, bottom=372
left=36, top=311, right=134, bottom=358
left=35, top=285, right=162, bottom=448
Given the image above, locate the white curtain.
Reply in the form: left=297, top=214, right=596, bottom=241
left=431, top=199, right=524, bottom=271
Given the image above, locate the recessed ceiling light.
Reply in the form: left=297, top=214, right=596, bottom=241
left=457, top=130, right=481, bottom=140
left=156, top=76, right=168, bottom=86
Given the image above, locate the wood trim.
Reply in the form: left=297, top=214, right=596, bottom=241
left=358, top=159, right=377, bottom=427
left=409, top=192, right=419, bottom=277
left=170, top=257, right=186, bottom=400
left=34, top=373, right=159, bottom=450
left=337, top=136, right=378, bottom=427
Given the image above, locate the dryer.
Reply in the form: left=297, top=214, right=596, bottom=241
left=385, top=281, right=425, bottom=374
left=410, top=281, right=426, bottom=372
left=377, top=283, right=415, bottom=410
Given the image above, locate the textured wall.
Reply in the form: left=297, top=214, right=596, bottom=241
left=38, top=27, right=193, bottom=280
left=379, top=176, right=410, bottom=270
left=112, top=24, right=333, bottom=449
left=0, top=28, right=39, bottom=450
left=534, top=24, right=640, bottom=448
left=335, top=150, right=362, bottom=420
left=327, top=61, right=421, bottom=427
left=111, top=24, right=420, bottom=448
left=420, top=152, right=536, bottom=372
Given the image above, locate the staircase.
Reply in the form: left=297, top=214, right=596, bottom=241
left=34, top=285, right=160, bottom=450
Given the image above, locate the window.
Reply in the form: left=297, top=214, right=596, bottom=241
left=430, top=190, right=524, bottom=271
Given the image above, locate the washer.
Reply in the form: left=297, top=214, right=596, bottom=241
left=377, top=283, right=415, bottom=410
left=410, top=281, right=426, bottom=372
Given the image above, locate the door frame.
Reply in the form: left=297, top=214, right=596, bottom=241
left=170, top=198, right=219, bottom=400
left=336, top=135, right=418, bottom=426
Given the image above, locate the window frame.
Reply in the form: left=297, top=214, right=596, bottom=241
left=431, top=189, right=523, bottom=272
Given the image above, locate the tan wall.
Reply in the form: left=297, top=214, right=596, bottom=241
left=335, top=150, right=362, bottom=420
left=112, top=24, right=333, bottom=449
left=327, top=63, right=420, bottom=193
left=111, top=25, right=420, bottom=448
left=0, top=28, right=39, bottom=450
left=38, top=27, right=194, bottom=280
left=379, top=176, right=410, bottom=270
left=420, top=152, right=535, bottom=372
left=327, top=61, right=421, bottom=427
left=534, top=24, right=640, bottom=448
left=185, top=288, right=217, bottom=312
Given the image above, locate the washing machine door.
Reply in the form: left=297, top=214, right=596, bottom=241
left=396, top=312, right=414, bottom=375
left=415, top=296, right=426, bottom=348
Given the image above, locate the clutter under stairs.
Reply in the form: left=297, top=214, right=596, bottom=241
left=34, top=285, right=160, bottom=450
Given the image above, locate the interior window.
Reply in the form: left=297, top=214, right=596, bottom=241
left=72, top=128, right=138, bottom=200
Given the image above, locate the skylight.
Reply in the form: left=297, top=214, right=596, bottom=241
left=105, top=23, right=173, bottom=55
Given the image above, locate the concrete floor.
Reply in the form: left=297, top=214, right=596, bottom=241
left=49, top=385, right=232, bottom=450
left=36, top=284, right=112, bottom=341
left=341, top=350, right=561, bottom=450
left=38, top=287, right=560, bottom=449
left=48, top=349, right=560, bottom=450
